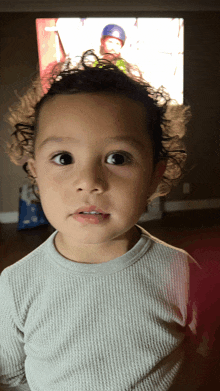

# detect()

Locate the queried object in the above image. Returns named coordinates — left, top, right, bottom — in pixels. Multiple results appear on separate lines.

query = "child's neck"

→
left=54, top=226, right=141, bottom=264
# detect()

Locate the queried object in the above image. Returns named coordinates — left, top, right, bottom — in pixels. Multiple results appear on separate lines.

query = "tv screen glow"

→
left=36, top=17, right=184, bottom=104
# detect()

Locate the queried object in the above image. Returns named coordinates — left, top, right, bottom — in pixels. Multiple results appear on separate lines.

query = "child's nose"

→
left=75, top=164, right=108, bottom=193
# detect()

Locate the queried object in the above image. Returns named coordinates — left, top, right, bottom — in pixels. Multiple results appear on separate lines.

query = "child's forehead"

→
left=37, top=93, right=150, bottom=148
left=42, top=92, right=145, bottom=114
left=38, top=93, right=147, bottom=136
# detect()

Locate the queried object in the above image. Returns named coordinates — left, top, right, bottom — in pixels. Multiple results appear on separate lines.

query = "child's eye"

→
left=50, top=151, right=132, bottom=166
left=106, top=152, right=132, bottom=165
left=51, top=152, right=73, bottom=165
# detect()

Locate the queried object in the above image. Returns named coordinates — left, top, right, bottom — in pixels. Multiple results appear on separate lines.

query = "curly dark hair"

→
left=4, top=50, right=190, bottom=207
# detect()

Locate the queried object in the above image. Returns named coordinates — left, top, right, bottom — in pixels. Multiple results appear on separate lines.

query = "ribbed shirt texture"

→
left=0, top=225, right=203, bottom=391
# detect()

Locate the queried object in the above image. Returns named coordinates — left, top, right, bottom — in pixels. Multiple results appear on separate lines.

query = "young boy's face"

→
left=28, top=93, right=165, bottom=263
left=101, top=36, right=122, bottom=59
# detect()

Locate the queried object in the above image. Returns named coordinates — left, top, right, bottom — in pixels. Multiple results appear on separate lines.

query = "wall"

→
left=0, top=0, right=219, bottom=12
left=0, top=9, right=220, bottom=218
left=166, top=11, right=220, bottom=201
left=0, top=14, right=39, bottom=214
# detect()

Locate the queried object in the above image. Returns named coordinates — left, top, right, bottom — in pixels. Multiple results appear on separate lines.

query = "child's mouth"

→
left=72, top=213, right=110, bottom=225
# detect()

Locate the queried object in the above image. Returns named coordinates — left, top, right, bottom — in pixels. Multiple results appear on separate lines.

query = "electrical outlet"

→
left=183, top=183, right=190, bottom=194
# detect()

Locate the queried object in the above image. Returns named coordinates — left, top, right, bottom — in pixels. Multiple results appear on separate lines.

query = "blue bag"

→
left=17, top=183, right=49, bottom=230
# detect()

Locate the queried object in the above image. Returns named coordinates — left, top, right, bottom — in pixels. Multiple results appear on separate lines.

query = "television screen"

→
left=36, top=17, right=184, bottom=104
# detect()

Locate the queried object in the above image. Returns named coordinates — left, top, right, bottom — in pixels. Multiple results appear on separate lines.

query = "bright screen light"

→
left=36, top=17, right=184, bottom=104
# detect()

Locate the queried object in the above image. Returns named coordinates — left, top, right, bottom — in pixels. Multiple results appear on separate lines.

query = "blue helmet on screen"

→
left=101, top=24, right=126, bottom=46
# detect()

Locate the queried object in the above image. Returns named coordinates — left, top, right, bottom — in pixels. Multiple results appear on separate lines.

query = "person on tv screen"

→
left=97, top=24, right=127, bottom=72
left=1, top=50, right=218, bottom=391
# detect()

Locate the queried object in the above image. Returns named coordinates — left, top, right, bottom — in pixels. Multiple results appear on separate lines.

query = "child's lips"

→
left=74, top=205, right=109, bottom=215
left=72, top=213, right=110, bottom=225
left=72, top=205, right=111, bottom=225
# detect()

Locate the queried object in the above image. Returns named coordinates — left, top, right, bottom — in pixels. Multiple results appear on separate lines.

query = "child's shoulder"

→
left=137, top=224, right=201, bottom=269
left=1, top=230, right=56, bottom=281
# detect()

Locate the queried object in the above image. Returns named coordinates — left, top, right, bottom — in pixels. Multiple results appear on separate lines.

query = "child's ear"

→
left=149, top=159, right=167, bottom=195
left=27, top=158, right=37, bottom=179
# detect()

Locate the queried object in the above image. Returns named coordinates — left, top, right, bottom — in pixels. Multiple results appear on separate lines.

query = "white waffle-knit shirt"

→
left=0, top=225, right=203, bottom=391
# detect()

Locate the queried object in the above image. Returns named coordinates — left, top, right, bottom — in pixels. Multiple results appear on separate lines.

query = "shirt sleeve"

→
left=0, top=269, right=31, bottom=391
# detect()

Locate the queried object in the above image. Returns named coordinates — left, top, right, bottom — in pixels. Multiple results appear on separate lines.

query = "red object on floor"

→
left=187, top=238, right=220, bottom=355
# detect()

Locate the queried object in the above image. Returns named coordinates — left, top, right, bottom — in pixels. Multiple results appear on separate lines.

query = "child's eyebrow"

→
left=38, top=136, right=145, bottom=152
